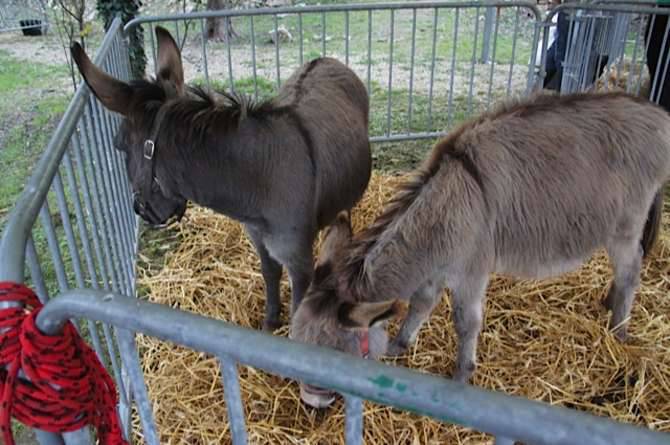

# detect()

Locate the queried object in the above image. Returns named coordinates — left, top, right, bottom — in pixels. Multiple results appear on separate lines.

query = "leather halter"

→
left=137, top=105, right=169, bottom=207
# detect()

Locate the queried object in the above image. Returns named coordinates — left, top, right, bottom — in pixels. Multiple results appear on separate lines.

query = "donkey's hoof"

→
left=611, top=326, right=630, bottom=342
left=453, top=362, right=475, bottom=383
left=386, top=340, right=409, bottom=357
left=262, top=318, right=282, bottom=332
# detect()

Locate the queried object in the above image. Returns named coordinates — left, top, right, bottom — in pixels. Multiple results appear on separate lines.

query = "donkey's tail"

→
left=641, top=188, right=664, bottom=258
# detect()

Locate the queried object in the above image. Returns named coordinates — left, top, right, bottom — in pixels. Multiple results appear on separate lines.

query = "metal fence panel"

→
left=0, top=0, right=48, bottom=34
left=1, top=2, right=670, bottom=444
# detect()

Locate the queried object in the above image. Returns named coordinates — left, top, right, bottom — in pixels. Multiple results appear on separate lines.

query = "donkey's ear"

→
left=338, top=300, right=407, bottom=329
left=155, top=26, right=184, bottom=94
left=71, top=42, right=134, bottom=115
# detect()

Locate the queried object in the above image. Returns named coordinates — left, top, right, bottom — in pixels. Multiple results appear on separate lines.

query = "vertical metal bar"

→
left=481, top=7, right=495, bottom=63
left=53, top=171, right=84, bottom=288
left=468, top=6, right=481, bottom=113
left=507, top=7, right=520, bottom=97
left=526, top=16, right=541, bottom=94
left=226, top=15, right=235, bottom=92
left=344, top=395, right=363, bottom=445
left=448, top=9, right=460, bottom=127
left=321, top=11, right=326, bottom=56
left=427, top=8, right=438, bottom=128
left=116, top=328, right=160, bottom=445
left=486, top=8, right=500, bottom=109
left=148, top=23, right=157, bottom=70
left=250, top=16, right=258, bottom=100
left=345, top=11, right=350, bottom=66
left=39, top=203, right=69, bottom=294
left=367, top=10, right=372, bottom=94
left=298, top=13, right=304, bottom=66
left=637, top=12, right=657, bottom=96
left=93, top=100, right=132, bottom=295
left=561, top=11, right=578, bottom=93
left=26, top=235, right=48, bottom=302
left=407, top=8, right=417, bottom=134
left=627, top=14, right=643, bottom=93
left=73, top=114, right=112, bottom=291
left=175, top=20, right=181, bottom=47
left=218, top=356, right=248, bottom=445
left=386, top=9, right=395, bottom=137
left=200, top=19, right=210, bottom=88
left=274, top=14, right=281, bottom=88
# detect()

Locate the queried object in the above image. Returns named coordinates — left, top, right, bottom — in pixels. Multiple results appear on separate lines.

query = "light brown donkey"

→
left=290, top=92, right=669, bottom=408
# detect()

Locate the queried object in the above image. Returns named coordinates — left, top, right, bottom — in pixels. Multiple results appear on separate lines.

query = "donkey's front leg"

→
left=451, top=275, right=488, bottom=383
left=247, top=228, right=283, bottom=331
left=387, top=277, right=443, bottom=356
left=286, top=249, right=313, bottom=316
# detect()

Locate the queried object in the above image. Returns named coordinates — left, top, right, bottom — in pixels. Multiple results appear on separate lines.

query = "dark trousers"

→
left=646, top=8, right=670, bottom=112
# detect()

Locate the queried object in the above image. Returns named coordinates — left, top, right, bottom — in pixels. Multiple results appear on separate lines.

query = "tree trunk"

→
left=206, top=0, right=239, bottom=42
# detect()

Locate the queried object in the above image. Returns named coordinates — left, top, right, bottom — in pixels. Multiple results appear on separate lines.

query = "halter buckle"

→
left=143, top=139, right=155, bottom=160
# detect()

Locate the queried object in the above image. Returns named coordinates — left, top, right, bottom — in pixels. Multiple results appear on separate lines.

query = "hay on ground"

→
left=135, top=173, right=670, bottom=444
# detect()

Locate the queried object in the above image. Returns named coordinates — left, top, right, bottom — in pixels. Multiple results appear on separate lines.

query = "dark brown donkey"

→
left=71, top=27, right=371, bottom=330
left=291, top=92, right=669, bottom=408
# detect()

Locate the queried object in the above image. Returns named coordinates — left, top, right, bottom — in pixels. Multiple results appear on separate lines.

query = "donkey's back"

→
left=472, top=93, right=670, bottom=279
left=276, top=57, right=371, bottom=228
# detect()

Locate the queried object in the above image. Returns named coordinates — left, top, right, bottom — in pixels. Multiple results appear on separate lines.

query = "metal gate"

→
left=1, top=2, right=670, bottom=444
left=0, top=0, right=49, bottom=34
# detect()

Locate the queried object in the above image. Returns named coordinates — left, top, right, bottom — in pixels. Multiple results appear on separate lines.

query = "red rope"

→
left=0, top=281, right=128, bottom=445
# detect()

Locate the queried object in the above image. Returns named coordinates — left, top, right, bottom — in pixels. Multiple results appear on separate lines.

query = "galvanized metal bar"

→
left=507, top=7, right=520, bottom=96
left=345, top=10, right=350, bottom=66
left=148, top=23, right=157, bottom=72
left=298, top=13, right=304, bottom=66
left=225, top=17, right=235, bottom=92
left=38, top=203, right=69, bottom=294
left=344, top=395, right=363, bottom=445
left=125, top=1, right=545, bottom=31
left=637, top=11, right=657, bottom=95
left=386, top=9, right=395, bottom=136
left=72, top=118, right=112, bottom=291
left=468, top=6, right=481, bottom=113
left=561, top=11, right=579, bottom=93
left=115, top=327, right=160, bottom=445
left=427, top=8, right=438, bottom=128
left=53, top=171, right=85, bottom=288
left=200, top=19, right=210, bottom=88
left=90, top=99, right=131, bottom=294
left=367, top=10, right=372, bottom=94
left=37, top=290, right=670, bottom=445
left=448, top=9, right=460, bottom=127
left=250, top=16, right=258, bottom=100
left=26, top=235, right=48, bottom=302
left=274, top=13, right=281, bottom=88
left=626, top=16, right=643, bottom=93
left=218, top=356, right=248, bottom=445
left=407, top=8, right=417, bottom=134
left=321, top=11, right=326, bottom=56
left=486, top=8, right=501, bottom=109
left=83, top=97, right=124, bottom=293
left=481, top=6, right=495, bottom=63
left=96, top=103, right=134, bottom=293
left=655, top=26, right=670, bottom=104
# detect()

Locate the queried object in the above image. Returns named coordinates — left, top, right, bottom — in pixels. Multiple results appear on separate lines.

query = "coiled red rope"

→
left=0, top=281, right=128, bottom=445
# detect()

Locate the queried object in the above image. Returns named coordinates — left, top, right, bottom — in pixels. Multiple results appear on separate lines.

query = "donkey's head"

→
left=291, top=212, right=405, bottom=408
left=71, top=27, right=187, bottom=226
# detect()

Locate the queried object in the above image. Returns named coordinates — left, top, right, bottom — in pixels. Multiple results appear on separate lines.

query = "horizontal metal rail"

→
left=36, top=290, right=670, bottom=445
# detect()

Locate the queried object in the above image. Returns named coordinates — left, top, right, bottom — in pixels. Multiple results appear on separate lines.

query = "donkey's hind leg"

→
left=247, top=228, right=283, bottom=331
left=387, top=277, right=443, bottom=356
left=604, top=237, right=643, bottom=341
left=451, top=274, right=489, bottom=383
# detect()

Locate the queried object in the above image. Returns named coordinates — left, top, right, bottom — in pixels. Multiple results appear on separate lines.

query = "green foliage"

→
left=96, top=0, right=146, bottom=78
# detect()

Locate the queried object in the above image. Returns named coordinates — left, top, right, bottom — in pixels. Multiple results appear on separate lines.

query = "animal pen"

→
left=0, top=0, right=669, bottom=444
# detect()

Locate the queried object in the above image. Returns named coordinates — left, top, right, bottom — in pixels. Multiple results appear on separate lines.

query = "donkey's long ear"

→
left=155, top=26, right=184, bottom=94
left=71, top=42, right=134, bottom=115
left=338, top=300, right=406, bottom=329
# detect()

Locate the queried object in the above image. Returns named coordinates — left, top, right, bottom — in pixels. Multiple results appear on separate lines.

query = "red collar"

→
left=359, top=330, right=369, bottom=359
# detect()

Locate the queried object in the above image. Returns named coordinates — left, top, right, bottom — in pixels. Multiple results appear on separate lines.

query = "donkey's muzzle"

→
left=299, top=383, right=336, bottom=409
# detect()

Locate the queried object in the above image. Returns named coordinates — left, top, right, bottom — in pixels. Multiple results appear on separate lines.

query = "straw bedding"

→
left=135, top=173, right=670, bottom=444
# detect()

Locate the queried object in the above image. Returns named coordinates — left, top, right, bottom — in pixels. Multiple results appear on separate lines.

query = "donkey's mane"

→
left=337, top=91, right=647, bottom=300
left=126, top=78, right=279, bottom=155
